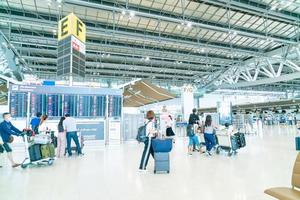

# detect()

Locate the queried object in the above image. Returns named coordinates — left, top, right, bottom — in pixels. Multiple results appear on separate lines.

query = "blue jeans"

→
left=204, top=133, right=216, bottom=152
left=66, top=131, right=82, bottom=156
left=188, top=135, right=200, bottom=147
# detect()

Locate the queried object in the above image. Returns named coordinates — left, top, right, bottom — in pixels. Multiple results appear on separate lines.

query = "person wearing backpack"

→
left=202, top=115, right=217, bottom=156
left=139, top=110, right=157, bottom=172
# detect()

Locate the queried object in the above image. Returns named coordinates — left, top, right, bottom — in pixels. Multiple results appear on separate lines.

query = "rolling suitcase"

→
left=154, top=152, right=170, bottom=174
left=41, top=144, right=55, bottom=158
left=152, top=138, right=173, bottom=174
left=152, top=138, right=173, bottom=153
left=235, top=133, right=246, bottom=148
left=29, top=144, right=42, bottom=162
left=230, top=135, right=239, bottom=151
left=296, top=137, right=300, bottom=151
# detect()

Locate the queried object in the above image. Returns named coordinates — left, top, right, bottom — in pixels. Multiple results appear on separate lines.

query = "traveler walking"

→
left=203, top=115, right=217, bottom=156
left=0, top=112, right=23, bottom=167
left=139, top=110, right=157, bottom=171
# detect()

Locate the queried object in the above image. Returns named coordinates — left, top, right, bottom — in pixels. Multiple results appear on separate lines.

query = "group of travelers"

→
left=0, top=112, right=83, bottom=168
left=138, top=108, right=221, bottom=171
left=30, top=112, right=83, bottom=158
left=187, top=108, right=218, bottom=156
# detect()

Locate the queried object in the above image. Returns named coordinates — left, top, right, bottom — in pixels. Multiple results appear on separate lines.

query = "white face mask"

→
left=5, top=117, right=12, bottom=122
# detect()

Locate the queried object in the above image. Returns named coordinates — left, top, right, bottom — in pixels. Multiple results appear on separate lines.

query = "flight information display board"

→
left=10, top=92, right=28, bottom=118
left=108, top=96, right=122, bottom=118
left=9, top=85, right=122, bottom=118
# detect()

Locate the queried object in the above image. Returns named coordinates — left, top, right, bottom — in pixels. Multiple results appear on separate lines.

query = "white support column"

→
left=181, top=85, right=194, bottom=122
left=26, top=92, right=31, bottom=128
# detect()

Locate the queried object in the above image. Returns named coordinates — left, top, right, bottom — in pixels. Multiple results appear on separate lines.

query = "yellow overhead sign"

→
left=58, top=13, right=86, bottom=43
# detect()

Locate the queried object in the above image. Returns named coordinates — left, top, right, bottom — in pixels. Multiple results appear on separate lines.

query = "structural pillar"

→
left=181, top=84, right=194, bottom=121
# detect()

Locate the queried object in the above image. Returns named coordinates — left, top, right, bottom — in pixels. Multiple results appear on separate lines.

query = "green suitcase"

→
left=41, top=144, right=50, bottom=158
left=48, top=144, right=55, bottom=158
left=41, top=144, right=56, bottom=158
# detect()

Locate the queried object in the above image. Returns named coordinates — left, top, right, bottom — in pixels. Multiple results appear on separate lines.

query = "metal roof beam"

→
left=10, top=33, right=235, bottom=66
left=197, top=0, right=300, bottom=24
left=219, top=72, right=300, bottom=89
left=64, top=0, right=296, bottom=44
left=0, top=14, right=260, bottom=56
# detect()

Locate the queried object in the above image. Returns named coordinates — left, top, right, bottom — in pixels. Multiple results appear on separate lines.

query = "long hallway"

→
left=0, top=125, right=298, bottom=200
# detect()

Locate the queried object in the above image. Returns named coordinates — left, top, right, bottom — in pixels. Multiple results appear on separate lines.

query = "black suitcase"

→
left=230, top=135, right=239, bottom=151
left=29, top=144, right=42, bottom=162
left=235, top=133, right=246, bottom=148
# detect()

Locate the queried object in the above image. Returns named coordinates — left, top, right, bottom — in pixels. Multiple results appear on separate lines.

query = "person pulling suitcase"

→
left=138, top=110, right=157, bottom=172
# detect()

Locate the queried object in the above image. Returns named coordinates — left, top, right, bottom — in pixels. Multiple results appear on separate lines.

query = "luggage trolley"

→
left=215, top=131, right=246, bottom=157
left=21, top=131, right=55, bottom=169
left=215, top=132, right=239, bottom=156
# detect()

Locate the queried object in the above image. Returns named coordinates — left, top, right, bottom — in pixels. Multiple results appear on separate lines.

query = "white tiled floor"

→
left=0, top=125, right=298, bottom=200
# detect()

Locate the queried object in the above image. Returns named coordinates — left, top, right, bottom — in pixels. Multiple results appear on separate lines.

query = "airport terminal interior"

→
left=1, top=0, right=300, bottom=200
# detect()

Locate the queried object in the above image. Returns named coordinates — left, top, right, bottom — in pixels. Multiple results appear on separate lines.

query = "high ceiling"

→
left=0, top=0, right=300, bottom=92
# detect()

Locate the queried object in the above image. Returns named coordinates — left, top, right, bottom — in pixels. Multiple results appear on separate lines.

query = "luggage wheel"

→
left=21, top=164, right=28, bottom=169
left=216, top=147, right=221, bottom=154
left=48, top=160, right=54, bottom=165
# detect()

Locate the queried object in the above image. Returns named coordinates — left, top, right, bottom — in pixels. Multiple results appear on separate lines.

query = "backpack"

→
left=136, top=121, right=151, bottom=143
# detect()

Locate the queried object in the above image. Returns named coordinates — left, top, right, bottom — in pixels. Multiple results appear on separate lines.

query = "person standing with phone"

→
left=139, top=110, right=157, bottom=172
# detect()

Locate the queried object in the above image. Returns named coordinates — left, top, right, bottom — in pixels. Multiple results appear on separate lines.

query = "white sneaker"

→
left=139, top=169, right=148, bottom=173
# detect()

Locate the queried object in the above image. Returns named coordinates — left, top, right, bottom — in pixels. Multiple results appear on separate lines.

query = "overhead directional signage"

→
left=57, top=13, right=86, bottom=78
left=58, top=13, right=86, bottom=43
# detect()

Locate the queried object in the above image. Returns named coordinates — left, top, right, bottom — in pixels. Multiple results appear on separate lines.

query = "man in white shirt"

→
left=63, top=114, right=83, bottom=156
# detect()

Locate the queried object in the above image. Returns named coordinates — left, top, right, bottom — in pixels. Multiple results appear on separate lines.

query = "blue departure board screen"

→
left=10, top=93, right=113, bottom=118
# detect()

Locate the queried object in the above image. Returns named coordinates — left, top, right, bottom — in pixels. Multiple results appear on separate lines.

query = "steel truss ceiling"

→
left=0, top=0, right=300, bottom=91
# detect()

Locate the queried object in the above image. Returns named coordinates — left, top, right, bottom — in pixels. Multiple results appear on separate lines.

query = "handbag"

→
left=166, top=127, right=175, bottom=136
left=8, top=136, right=14, bottom=143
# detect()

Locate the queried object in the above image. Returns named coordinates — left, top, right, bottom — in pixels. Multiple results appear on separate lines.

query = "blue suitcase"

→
left=296, top=137, right=300, bottom=151
left=154, top=152, right=170, bottom=174
left=152, top=138, right=173, bottom=153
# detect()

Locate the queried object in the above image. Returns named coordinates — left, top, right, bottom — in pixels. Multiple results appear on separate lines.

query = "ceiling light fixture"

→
left=186, top=22, right=192, bottom=28
left=129, top=11, right=135, bottom=17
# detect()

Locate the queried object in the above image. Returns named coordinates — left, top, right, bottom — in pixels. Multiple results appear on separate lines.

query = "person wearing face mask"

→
left=0, top=112, right=23, bottom=168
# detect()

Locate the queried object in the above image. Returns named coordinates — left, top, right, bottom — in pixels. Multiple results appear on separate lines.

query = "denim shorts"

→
left=0, top=143, right=12, bottom=153
left=189, top=135, right=200, bottom=146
